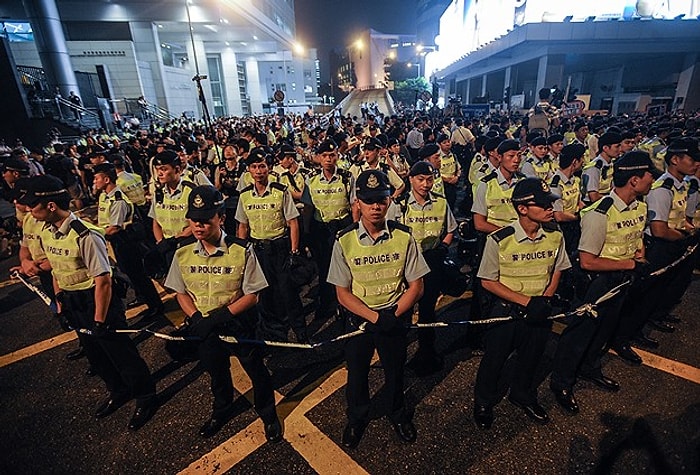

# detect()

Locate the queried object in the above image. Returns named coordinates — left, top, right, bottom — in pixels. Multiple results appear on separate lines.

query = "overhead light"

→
left=225, top=41, right=230, bottom=46
left=253, top=35, right=258, bottom=40
left=157, top=24, right=163, bottom=29
left=240, top=42, right=248, bottom=46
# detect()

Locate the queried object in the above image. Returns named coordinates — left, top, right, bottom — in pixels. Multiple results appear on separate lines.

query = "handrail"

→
left=56, top=96, right=98, bottom=117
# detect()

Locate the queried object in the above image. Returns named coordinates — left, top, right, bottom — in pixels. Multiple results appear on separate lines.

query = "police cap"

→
left=17, top=175, right=68, bottom=207
left=3, top=157, right=29, bottom=174
left=246, top=146, right=270, bottom=165
left=436, top=133, right=450, bottom=144
left=559, top=144, right=586, bottom=168
left=277, top=143, right=297, bottom=157
left=363, top=137, right=383, bottom=151
left=530, top=136, right=547, bottom=147
left=511, top=177, right=560, bottom=206
left=613, top=151, right=661, bottom=178
left=186, top=185, right=225, bottom=221
left=547, top=134, right=564, bottom=145
left=497, top=139, right=520, bottom=155
left=409, top=161, right=436, bottom=177
left=667, top=137, right=700, bottom=162
left=153, top=150, right=181, bottom=167
left=598, top=132, right=622, bottom=149
left=484, top=136, right=503, bottom=153
left=355, top=170, right=391, bottom=201
left=418, top=143, right=439, bottom=159
left=317, top=139, right=338, bottom=154
left=93, top=162, right=116, bottom=176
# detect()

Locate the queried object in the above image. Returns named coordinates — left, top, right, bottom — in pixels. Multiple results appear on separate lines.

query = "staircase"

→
left=335, top=88, right=395, bottom=119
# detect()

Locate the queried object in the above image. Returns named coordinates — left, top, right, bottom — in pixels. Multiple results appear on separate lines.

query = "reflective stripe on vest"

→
left=154, top=186, right=192, bottom=239
left=400, top=197, right=446, bottom=252
left=651, top=179, right=687, bottom=231
left=41, top=220, right=106, bottom=291
left=558, top=176, right=581, bottom=214
left=431, top=171, right=445, bottom=196
left=239, top=186, right=286, bottom=240
left=338, top=228, right=410, bottom=309
left=496, top=228, right=562, bottom=296
left=485, top=178, right=518, bottom=228
left=175, top=241, right=246, bottom=315
left=98, top=190, right=133, bottom=229
left=22, top=213, right=46, bottom=261
left=440, top=154, right=457, bottom=178
left=524, top=157, right=555, bottom=181
left=307, top=173, right=351, bottom=222
left=581, top=199, right=647, bottom=260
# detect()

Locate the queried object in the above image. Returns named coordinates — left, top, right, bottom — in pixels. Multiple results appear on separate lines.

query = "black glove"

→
left=286, top=251, right=303, bottom=271
left=435, top=241, right=449, bottom=257
left=55, top=312, right=72, bottom=332
left=185, top=311, right=219, bottom=340
left=632, top=259, right=652, bottom=278
left=156, top=237, right=177, bottom=254
left=375, top=305, right=399, bottom=333
left=525, top=296, right=552, bottom=321
left=93, top=321, right=109, bottom=338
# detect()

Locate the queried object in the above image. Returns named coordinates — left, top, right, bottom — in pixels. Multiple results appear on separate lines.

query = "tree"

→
left=390, top=77, right=430, bottom=108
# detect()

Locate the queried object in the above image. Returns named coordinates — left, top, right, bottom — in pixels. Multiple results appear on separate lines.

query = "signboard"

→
left=561, top=99, right=586, bottom=118
left=273, top=90, right=285, bottom=103
left=461, top=104, right=490, bottom=119
left=510, top=94, right=525, bottom=109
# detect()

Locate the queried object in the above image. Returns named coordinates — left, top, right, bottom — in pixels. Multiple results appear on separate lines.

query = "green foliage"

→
left=390, top=77, right=430, bottom=107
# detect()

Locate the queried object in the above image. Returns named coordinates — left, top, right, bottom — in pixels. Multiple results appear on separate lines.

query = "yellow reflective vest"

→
left=153, top=180, right=194, bottom=238
left=97, top=189, right=134, bottom=229
left=306, top=169, right=352, bottom=222
left=581, top=196, right=646, bottom=260
left=116, top=171, right=146, bottom=206
left=550, top=173, right=581, bottom=215
left=650, top=177, right=687, bottom=231
left=22, top=213, right=47, bottom=261
left=337, top=221, right=411, bottom=309
left=398, top=194, right=447, bottom=252
left=239, top=182, right=288, bottom=240
left=482, top=171, right=521, bottom=228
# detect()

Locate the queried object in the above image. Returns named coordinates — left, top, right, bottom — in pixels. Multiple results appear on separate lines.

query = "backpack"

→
left=528, top=105, right=550, bottom=132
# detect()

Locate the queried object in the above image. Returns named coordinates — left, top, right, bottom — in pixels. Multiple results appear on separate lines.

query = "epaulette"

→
left=593, top=196, right=614, bottom=214
left=688, top=178, right=699, bottom=193
left=542, top=221, right=561, bottom=233
left=659, top=177, right=675, bottom=191
left=514, top=171, right=527, bottom=180
left=594, top=160, right=604, bottom=170
left=69, top=219, right=90, bottom=237
left=181, top=180, right=196, bottom=190
left=113, top=190, right=123, bottom=200
left=224, top=235, right=248, bottom=249
left=481, top=171, right=497, bottom=183
left=270, top=181, right=287, bottom=191
left=388, top=220, right=411, bottom=233
left=177, top=235, right=197, bottom=248
left=269, top=170, right=280, bottom=179
left=336, top=168, right=351, bottom=179
left=430, top=191, right=446, bottom=199
left=490, top=225, right=515, bottom=243
left=240, top=184, right=254, bottom=194
left=550, top=175, right=561, bottom=188
left=336, top=222, right=359, bottom=239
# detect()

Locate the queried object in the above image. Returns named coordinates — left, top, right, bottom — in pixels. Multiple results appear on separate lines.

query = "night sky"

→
left=294, top=0, right=418, bottom=82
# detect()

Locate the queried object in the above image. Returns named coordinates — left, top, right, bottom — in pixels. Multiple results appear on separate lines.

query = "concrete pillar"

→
left=130, top=22, right=167, bottom=108
left=481, top=74, right=488, bottom=96
left=22, top=0, right=80, bottom=100
left=675, top=53, right=699, bottom=112
left=504, top=66, right=512, bottom=89
left=464, top=78, right=471, bottom=105
left=536, top=55, right=548, bottom=92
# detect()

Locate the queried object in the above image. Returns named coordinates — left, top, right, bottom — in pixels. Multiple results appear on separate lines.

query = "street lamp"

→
left=407, top=62, right=421, bottom=79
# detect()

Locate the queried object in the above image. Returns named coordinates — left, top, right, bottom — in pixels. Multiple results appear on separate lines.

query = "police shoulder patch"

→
left=491, top=225, right=515, bottom=243
left=388, top=220, right=411, bottom=234
left=69, top=219, right=90, bottom=237
left=688, top=178, right=700, bottom=193
left=594, top=196, right=614, bottom=214
left=481, top=171, right=497, bottom=183
left=542, top=221, right=561, bottom=233
left=224, top=235, right=248, bottom=249
left=594, top=160, right=604, bottom=170
left=114, top=190, right=123, bottom=200
left=660, top=178, right=675, bottom=191
left=336, top=222, right=359, bottom=239
left=181, top=180, right=196, bottom=190
left=550, top=175, right=561, bottom=188
left=240, top=184, right=254, bottom=194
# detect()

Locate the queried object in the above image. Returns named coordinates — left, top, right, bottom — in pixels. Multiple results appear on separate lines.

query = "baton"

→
left=10, top=270, right=52, bottom=307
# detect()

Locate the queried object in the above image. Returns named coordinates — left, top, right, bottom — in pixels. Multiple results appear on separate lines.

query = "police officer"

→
left=520, top=136, right=555, bottom=181
left=349, top=137, right=405, bottom=199
left=93, top=163, right=163, bottom=320
left=613, top=139, right=700, bottom=361
left=214, top=143, right=246, bottom=236
left=165, top=185, right=282, bottom=441
left=112, top=154, right=148, bottom=220
left=396, top=161, right=457, bottom=375
left=437, top=133, right=461, bottom=209
left=236, top=147, right=306, bottom=342
left=582, top=132, right=622, bottom=205
left=550, top=151, right=655, bottom=414
left=148, top=150, right=195, bottom=274
left=20, top=175, right=156, bottom=430
left=550, top=144, right=585, bottom=255
left=302, top=139, right=355, bottom=320
left=328, top=169, right=429, bottom=448
left=473, top=178, right=570, bottom=429
left=274, top=144, right=309, bottom=203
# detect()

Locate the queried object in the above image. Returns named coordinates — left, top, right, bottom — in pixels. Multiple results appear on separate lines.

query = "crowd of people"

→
left=2, top=87, right=699, bottom=449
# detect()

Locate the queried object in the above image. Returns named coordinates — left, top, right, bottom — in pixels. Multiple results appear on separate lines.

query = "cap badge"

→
left=192, top=194, right=205, bottom=208
left=367, top=174, right=379, bottom=189
left=541, top=181, right=550, bottom=192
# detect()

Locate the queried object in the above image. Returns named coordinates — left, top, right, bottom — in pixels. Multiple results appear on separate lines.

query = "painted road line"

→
left=285, top=415, right=370, bottom=475
left=631, top=347, right=700, bottom=385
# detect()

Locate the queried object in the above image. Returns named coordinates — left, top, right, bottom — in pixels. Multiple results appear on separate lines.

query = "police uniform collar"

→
left=53, top=212, right=79, bottom=237
left=658, top=172, right=685, bottom=190
left=194, top=230, right=228, bottom=256
left=610, top=189, right=638, bottom=212
left=165, top=178, right=187, bottom=197
left=105, top=186, right=122, bottom=198
left=595, top=154, right=612, bottom=165
left=512, top=219, right=545, bottom=243
left=408, top=190, right=434, bottom=207
left=554, top=169, right=573, bottom=185
left=251, top=181, right=273, bottom=196
left=495, top=168, right=516, bottom=187
left=357, top=219, right=391, bottom=244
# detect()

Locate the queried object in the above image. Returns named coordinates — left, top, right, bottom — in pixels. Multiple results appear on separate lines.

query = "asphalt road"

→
left=0, top=253, right=698, bottom=475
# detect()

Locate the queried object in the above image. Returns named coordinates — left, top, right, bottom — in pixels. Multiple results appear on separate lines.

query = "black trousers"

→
left=253, top=235, right=305, bottom=340
left=344, top=312, right=410, bottom=427
left=110, top=232, right=161, bottom=310
left=559, top=220, right=581, bottom=258
left=444, top=183, right=458, bottom=211
left=198, top=315, right=277, bottom=423
left=616, top=237, right=694, bottom=344
left=550, top=271, right=630, bottom=391
left=416, top=250, right=444, bottom=354
left=309, top=217, right=351, bottom=318
left=64, top=288, right=155, bottom=405
left=474, top=299, right=551, bottom=407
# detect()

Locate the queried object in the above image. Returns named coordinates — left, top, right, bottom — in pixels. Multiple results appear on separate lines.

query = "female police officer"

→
left=165, top=185, right=282, bottom=441
left=328, top=170, right=429, bottom=449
